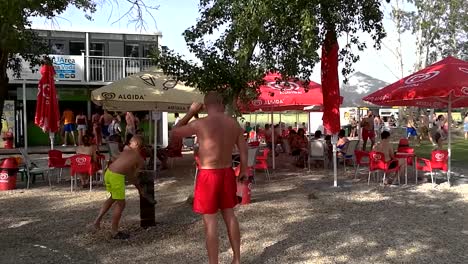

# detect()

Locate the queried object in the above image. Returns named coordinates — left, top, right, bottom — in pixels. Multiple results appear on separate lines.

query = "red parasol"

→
left=35, top=64, right=60, bottom=140
left=246, top=72, right=323, bottom=112
left=321, top=30, right=341, bottom=135
left=363, top=56, right=468, bottom=108
left=363, top=56, right=468, bottom=185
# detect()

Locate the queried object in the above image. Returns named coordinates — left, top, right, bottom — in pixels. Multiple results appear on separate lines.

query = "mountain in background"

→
left=340, top=72, right=389, bottom=107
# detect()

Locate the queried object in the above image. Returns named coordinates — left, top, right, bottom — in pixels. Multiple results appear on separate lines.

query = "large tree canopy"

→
left=156, top=0, right=388, bottom=111
left=400, top=0, right=467, bottom=69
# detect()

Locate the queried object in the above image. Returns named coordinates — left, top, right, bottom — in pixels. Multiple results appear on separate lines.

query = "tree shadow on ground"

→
left=246, top=181, right=468, bottom=264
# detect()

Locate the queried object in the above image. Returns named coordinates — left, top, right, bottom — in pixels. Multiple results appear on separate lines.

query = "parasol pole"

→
left=254, top=112, right=258, bottom=140
left=447, top=93, right=452, bottom=186
left=49, top=132, right=54, bottom=149
left=332, top=134, right=338, bottom=187
left=271, top=110, right=275, bottom=170
left=296, top=113, right=299, bottom=130
left=22, top=81, right=28, bottom=151
left=357, top=107, right=361, bottom=141
left=153, top=112, right=158, bottom=172
left=148, top=111, right=152, bottom=145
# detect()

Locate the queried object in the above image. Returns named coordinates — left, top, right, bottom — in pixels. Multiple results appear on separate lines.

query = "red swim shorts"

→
left=362, top=129, right=375, bottom=141
left=193, top=168, right=238, bottom=214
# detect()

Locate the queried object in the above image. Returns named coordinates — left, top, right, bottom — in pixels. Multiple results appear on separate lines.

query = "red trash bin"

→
left=0, top=158, right=18, bottom=191
left=2, top=131, right=14, bottom=149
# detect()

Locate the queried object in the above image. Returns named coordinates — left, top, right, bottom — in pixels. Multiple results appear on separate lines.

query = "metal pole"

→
left=87, top=98, right=91, bottom=120
left=148, top=111, right=152, bottom=145
left=357, top=107, right=361, bottom=141
left=85, top=33, right=90, bottom=82
left=271, top=110, right=275, bottom=170
left=332, top=134, right=338, bottom=187
left=254, top=113, right=258, bottom=140
left=296, top=113, right=299, bottom=130
left=22, top=81, right=28, bottom=151
left=447, top=93, right=452, bottom=186
left=153, top=112, right=158, bottom=172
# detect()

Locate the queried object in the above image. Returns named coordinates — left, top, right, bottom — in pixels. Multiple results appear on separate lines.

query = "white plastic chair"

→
left=308, top=140, right=328, bottom=170
left=19, top=148, right=49, bottom=189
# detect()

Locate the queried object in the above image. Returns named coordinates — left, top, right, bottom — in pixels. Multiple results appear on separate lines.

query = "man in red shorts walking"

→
left=172, top=92, right=247, bottom=264
left=361, top=111, right=376, bottom=151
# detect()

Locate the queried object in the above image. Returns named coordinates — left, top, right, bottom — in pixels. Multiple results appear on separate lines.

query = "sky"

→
left=31, top=0, right=419, bottom=84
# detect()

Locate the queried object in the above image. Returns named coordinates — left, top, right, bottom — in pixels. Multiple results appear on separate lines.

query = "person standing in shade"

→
left=174, top=113, right=181, bottom=126
left=361, top=111, right=375, bottom=151
left=373, top=115, right=382, bottom=140
left=61, top=108, right=77, bottom=147
left=76, top=111, right=87, bottom=145
left=172, top=93, right=246, bottom=264
left=92, top=111, right=102, bottom=146
left=464, top=113, right=468, bottom=140
left=125, top=112, right=136, bottom=138
left=418, top=111, right=432, bottom=144
left=100, top=110, right=113, bottom=140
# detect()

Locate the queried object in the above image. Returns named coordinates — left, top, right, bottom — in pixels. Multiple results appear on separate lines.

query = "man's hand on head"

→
left=189, top=102, right=203, bottom=115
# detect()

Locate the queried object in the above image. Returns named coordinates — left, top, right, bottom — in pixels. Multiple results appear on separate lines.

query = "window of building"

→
left=125, top=44, right=139, bottom=57
left=69, top=42, right=85, bottom=55
left=143, top=44, right=157, bottom=57
left=50, top=40, right=66, bottom=55
left=90, top=43, right=105, bottom=56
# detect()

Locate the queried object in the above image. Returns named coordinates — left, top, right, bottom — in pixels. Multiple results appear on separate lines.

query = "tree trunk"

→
left=0, top=51, right=10, bottom=133
left=225, top=91, right=240, bottom=117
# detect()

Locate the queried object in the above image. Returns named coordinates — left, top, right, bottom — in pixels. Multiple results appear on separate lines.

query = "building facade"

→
left=6, top=28, right=162, bottom=146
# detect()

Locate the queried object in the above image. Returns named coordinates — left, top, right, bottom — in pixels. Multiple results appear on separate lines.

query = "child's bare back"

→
left=108, top=148, right=144, bottom=182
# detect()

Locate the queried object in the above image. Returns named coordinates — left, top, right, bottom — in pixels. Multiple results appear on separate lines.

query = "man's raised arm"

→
left=171, top=103, right=203, bottom=138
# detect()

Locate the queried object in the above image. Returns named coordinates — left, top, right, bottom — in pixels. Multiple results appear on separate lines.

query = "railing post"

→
left=122, top=57, right=126, bottom=78
left=102, top=58, right=105, bottom=82
left=85, top=32, right=90, bottom=82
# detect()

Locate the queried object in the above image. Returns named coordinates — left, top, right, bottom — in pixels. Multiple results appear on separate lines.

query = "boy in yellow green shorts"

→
left=93, top=136, right=148, bottom=239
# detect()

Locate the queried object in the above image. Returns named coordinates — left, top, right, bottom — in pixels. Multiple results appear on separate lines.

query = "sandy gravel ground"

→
left=1, top=153, right=467, bottom=264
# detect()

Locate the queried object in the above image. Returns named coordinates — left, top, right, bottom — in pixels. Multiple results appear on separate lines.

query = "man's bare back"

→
left=192, top=113, right=242, bottom=169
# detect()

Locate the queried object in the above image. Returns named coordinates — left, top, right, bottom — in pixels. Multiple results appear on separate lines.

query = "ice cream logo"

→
left=404, top=71, right=439, bottom=85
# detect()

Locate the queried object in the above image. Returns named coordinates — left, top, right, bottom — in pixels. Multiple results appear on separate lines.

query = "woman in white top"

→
left=76, top=111, right=87, bottom=145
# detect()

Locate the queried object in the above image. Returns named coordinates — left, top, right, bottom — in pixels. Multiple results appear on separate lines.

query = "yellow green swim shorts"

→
left=104, top=169, right=126, bottom=200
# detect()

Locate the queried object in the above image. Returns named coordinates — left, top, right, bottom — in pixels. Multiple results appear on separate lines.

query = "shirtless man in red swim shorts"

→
left=361, top=111, right=375, bottom=151
left=172, top=92, right=247, bottom=264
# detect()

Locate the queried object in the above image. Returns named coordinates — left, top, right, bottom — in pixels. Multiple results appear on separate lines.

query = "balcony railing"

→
left=87, top=56, right=155, bottom=82
left=8, top=54, right=157, bottom=84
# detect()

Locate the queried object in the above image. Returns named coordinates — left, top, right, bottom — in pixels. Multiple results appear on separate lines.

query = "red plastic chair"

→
left=48, top=150, right=70, bottom=185
left=416, top=150, right=448, bottom=185
left=368, top=151, right=401, bottom=185
left=353, top=150, right=369, bottom=179
left=70, top=154, right=96, bottom=192
left=254, top=148, right=270, bottom=180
